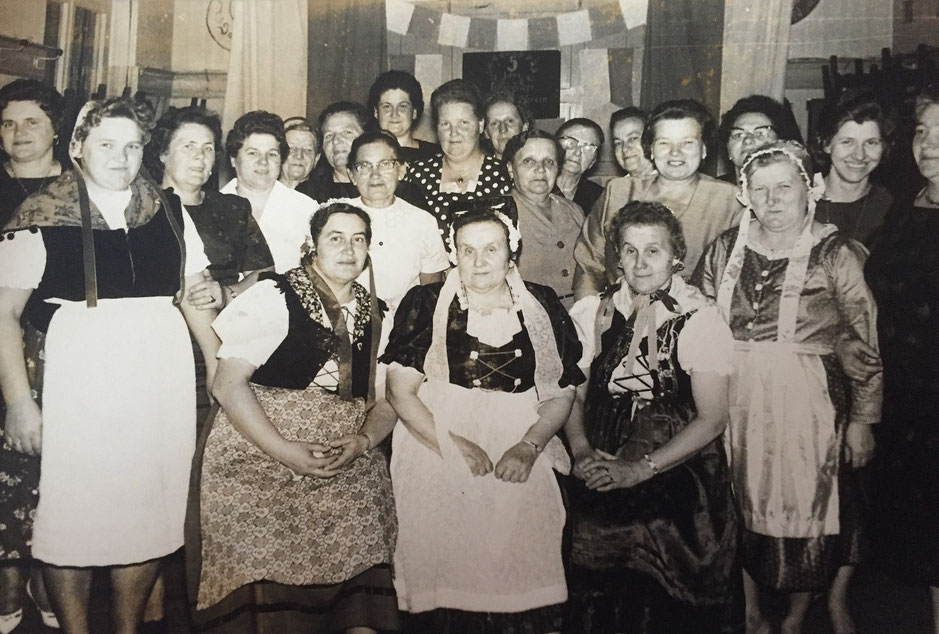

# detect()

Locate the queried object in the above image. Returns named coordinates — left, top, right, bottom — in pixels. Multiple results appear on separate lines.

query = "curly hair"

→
left=718, top=95, right=802, bottom=157
left=430, top=79, right=484, bottom=127
left=642, top=99, right=715, bottom=151
left=367, top=70, right=425, bottom=127
left=225, top=110, right=288, bottom=162
left=72, top=97, right=155, bottom=151
left=610, top=200, right=687, bottom=263
left=0, top=78, right=67, bottom=146
left=144, top=106, right=222, bottom=182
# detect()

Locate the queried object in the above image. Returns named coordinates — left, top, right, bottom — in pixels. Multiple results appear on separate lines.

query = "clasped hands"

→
left=274, top=433, right=370, bottom=479
left=450, top=434, right=538, bottom=483
left=573, top=449, right=652, bottom=492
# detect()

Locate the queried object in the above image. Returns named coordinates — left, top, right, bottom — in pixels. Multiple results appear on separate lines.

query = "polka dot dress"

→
left=404, top=154, right=512, bottom=240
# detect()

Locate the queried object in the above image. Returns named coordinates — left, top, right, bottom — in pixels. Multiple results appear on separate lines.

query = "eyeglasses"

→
left=728, top=126, right=777, bottom=143
left=353, top=158, right=399, bottom=174
left=558, top=136, right=599, bottom=154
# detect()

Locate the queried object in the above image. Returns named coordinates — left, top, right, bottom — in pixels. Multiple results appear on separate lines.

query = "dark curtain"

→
left=307, top=0, right=387, bottom=120
left=640, top=0, right=725, bottom=118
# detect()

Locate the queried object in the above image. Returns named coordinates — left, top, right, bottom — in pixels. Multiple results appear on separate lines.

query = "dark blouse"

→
left=816, top=183, right=893, bottom=247
left=14, top=203, right=184, bottom=333
left=0, top=168, right=57, bottom=229
left=555, top=178, right=604, bottom=215
left=296, top=166, right=359, bottom=202
left=249, top=272, right=372, bottom=398
left=380, top=281, right=584, bottom=392
left=181, top=189, right=273, bottom=285
left=398, top=140, right=441, bottom=166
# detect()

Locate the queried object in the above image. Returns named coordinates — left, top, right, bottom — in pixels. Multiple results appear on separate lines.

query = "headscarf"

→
left=717, top=140, right=831, bottom=341
left=425, top=199, right=566, bottom=403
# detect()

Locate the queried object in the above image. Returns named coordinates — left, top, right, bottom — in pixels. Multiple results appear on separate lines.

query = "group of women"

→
left=0, top=68, right=935, bottom=634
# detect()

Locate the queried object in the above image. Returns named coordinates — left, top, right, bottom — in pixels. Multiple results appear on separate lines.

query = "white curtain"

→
left=223, top=0, right=308, bottom=131
left=720, top=0, right=794, bottom=114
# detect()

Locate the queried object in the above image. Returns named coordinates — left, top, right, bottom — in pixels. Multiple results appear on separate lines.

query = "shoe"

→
left=0, top=609, right=22, bottom=634
left=25, top=580, right=58, bottom=629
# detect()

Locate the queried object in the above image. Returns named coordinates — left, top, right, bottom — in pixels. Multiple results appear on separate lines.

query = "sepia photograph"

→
left=0, top=0, right=937, bottom=632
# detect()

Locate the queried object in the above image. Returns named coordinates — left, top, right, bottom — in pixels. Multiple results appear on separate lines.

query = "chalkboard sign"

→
left=463, top=51, right=561, bottom=119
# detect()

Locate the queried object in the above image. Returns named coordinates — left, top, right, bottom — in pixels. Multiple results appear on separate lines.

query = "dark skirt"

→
left=192, top=563, right=400, bottom=633
left=406, top=603, right=562, bottom=634
left=739, top=355, right=866, bottom=591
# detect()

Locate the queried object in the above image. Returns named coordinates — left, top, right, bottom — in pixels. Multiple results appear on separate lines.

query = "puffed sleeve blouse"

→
left=380, top=281, right=585, bottom=392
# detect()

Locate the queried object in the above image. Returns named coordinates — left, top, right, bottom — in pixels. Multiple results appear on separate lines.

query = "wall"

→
left=788, top=0, right=892, bottom=59
left=893, top=0, right=939, bottom=53
left=0, top=0, right=47, bottom=42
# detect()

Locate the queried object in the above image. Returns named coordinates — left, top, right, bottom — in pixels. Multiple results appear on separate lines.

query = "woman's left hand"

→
left=844, top=422, right=875, bottom=468
left=494, top=442, right=539, bottom=483
left=325, top=434, right=369, bottom=470
left=584, top=456, right=649, bottom=491
left=187, top=270, right=224, bottom=310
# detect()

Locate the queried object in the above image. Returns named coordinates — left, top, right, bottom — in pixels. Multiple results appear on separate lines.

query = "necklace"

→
left=8, top=161, right=55, bottom=195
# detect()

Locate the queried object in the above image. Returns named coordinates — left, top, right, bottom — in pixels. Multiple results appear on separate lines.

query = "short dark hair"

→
left=610, top=107, right=647, bottom=133
left=309, top=201, right=372, bottom=247
left=144, top=106, right=222, bottom=182
left=484, top=90, right=534, bottom=131
left=502, top=128, right=563, bottom=167
left=348, top=130, right=401, bottom=166
left=225, top=110, right=289, bottom=162
left=814, top=93, right=895, bottom=170
left=0, top=78, right=67, bottom=143
left=430, top=79, right=483, bottom=127
left=718, top=94, right=803, bottom=155
left=72, top=97, right=155, bottom=151
left=317, top=101, right=369, bottom=133
left=642, top=99, right=715, bottom=150
left=610, top=200, right=687, bottom=263
left=367, top=70, right=425, bottom=126
left=556, top=117, right=605, bottom=146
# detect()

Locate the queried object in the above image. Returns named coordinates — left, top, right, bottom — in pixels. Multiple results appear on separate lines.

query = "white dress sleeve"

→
left=568, top=295, right=601, bottom=372
left=181, top=206, right=211, bottom=276
left=213, top=279, right=290, bottom=367
left=676, top=304, right=735, bottom=376
left=0, top=229, right=46, bottom=290
left=421, top=215, right=450, bottom=273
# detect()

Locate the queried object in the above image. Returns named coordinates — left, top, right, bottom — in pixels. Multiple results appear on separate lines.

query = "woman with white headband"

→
left=382, top=198, right=584, bottom=633
left=694, top=140, right=882, bottom=634
left=0, top=97, right=218, bottom=633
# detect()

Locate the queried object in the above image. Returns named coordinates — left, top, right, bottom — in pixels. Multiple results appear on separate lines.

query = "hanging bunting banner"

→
left=438, top=12, right=471, bottom=48
left=556, top=10, right=592, bottom=46
left=497, top=18, right=529, bottom=51
left=389, top=0, right=645, bottom=51
left=386, top=0, right=414, bottom=35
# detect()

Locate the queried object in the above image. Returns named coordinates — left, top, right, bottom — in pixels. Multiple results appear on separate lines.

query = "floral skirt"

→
left=193, top=384, right=397, bottom=630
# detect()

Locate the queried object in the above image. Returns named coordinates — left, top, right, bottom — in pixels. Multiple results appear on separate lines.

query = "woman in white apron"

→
left=693, top=140, right=882, bottom=634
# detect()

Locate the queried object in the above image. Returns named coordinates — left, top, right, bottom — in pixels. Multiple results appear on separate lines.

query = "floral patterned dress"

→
left=192, top=269, right=398, bottom=632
